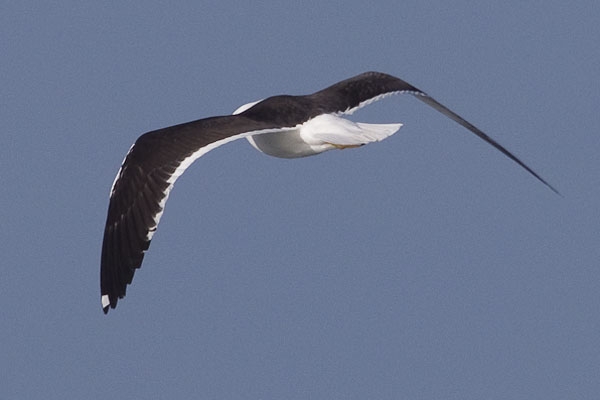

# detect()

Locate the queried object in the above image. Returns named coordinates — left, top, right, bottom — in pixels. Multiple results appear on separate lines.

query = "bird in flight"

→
left=100, top=71, right=557, bottom=313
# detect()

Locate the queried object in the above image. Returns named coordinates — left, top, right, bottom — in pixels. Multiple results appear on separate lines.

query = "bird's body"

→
left=100, top=71, right=556, bottom=313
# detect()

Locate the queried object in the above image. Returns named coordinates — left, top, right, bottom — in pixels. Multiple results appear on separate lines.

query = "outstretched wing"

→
left=101, top=115, right=284, bottom=313
left=311, top=71, right=558, bottom=193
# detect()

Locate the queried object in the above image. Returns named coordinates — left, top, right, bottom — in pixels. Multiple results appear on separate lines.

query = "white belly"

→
left=233, top=101, right=402, bottom=159
left=246, top=129, right=335, bottom=158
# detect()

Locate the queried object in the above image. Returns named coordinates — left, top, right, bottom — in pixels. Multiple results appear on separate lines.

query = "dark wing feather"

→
left=101, top=115, right=278, bottom=313
left=308, top=71, right=422, bottom=114
left=415, top=95, right=560, bottom=194
left=240, top=72, right=421, bottom=124
left=311, top=71, right=558, bottom=193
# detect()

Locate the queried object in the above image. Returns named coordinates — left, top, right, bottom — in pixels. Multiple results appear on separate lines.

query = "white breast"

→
left=233, top=100, right=403, bottom=159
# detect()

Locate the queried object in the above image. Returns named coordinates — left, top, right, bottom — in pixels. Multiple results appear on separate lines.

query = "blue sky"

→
left=2, top=2, right=599, bottom=398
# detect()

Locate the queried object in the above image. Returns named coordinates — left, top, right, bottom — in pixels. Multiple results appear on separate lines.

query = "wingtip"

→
left=101, top=294, right=110, bottom=314
left=520, top=164, right=561, bottom=197
left=546, top=181, right=562, bottom=197
left=413, top=93, right=561, bottom=197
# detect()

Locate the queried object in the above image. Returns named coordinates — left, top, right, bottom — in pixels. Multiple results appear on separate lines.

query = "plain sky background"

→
left=2, top=2, right=599, bottom=399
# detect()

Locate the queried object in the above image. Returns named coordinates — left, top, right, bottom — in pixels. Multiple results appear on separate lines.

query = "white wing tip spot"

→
left=101, top=294, right=110, bottom=309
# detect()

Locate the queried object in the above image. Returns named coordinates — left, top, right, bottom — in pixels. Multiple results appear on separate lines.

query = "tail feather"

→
left=309, top=115, right=403, bottom=145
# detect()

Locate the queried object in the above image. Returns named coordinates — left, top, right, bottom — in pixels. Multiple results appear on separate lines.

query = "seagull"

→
left=100, top=71, right=557, bottom=313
